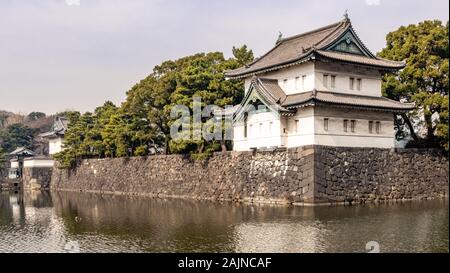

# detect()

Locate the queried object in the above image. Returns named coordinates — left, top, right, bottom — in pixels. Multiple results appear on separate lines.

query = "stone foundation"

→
left=23, top=167, right=52, bottom=190
left=314, top=146, right=449, bottom=204
left=51, top=146, right=449, bottom=205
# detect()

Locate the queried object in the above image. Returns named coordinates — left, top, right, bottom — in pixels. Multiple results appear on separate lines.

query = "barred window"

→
left=324, top=118, right=329, bottom=131
left=295, top=76, right=300, bottom=89
left=244, top=113, right=248, bottom=138
left=369, top=121, right=374, bottom=134
left=357, top=78, right=362, bottom=91
left=351, top=120, right=356, bottom=133
left=349, top=78, right=355, bottom=90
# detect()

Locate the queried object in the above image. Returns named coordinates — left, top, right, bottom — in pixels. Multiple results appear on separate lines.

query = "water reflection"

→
left=0, top=191, right=448, bottom=253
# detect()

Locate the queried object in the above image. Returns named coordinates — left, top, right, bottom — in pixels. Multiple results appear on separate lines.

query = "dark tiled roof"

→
left=282, top=90, right=415, bottom=111
left=40, top=116, right=68, bottom=138
left=251, top=78, right=290, bottom=112
left=225, top=19, right=405, bottom=78
left=315, top=50, right=405, bottom=69
left=234, top=78, right=414, bottom=119
left=9, top=147, right=35, bottom=156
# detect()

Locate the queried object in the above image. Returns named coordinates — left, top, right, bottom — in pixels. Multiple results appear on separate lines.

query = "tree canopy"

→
left=0, top=123, right=38, bottom=152
left=55, top=46, right=253, bottom=167
left=378, top=20, right=449, bottom=150
left=27, top=112, right=46, bottom=121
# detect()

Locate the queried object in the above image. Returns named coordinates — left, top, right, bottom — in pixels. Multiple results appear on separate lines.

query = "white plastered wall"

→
left=49, top=137, right=64, bottom=155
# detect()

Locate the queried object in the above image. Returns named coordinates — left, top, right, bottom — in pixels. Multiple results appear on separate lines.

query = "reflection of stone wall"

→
left=23, top=167, right=52, bottom=190
left=51, top=146, right=449, bottom=205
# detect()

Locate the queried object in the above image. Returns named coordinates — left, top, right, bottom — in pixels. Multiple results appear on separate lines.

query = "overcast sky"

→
left=0, top=0, right=448, bottom=115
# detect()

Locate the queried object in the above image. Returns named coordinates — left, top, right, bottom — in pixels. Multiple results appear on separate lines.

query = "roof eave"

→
left=285, top=100, right=415, bottom=112
left=225, top=52, right=316, bottom=79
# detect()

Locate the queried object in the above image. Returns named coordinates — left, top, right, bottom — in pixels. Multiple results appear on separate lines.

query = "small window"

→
left=295, top=120, right=300, bottom=133
left=375, top=121, right=381, bottom=134
left=243, top=113, right=248, bottom=138
left=349, top=78, right=355, bottom=90
left=357, top=79, right=362, bottom=91
left=343, top=119, right=348, bottom=132
left=259, top=123, right=263, bottom=135
left=249, top=124, right=253, bottom=137
left=295, top=77, right=300, bottom=89
left=302, top=75, right=306, bottom=89
left=283, top=79, right=288, bottom=88
left=331, top=75, right=336, bottom=89
left=351, top=120, right=356, bottom=133
left=323, top=74, right=329, bottom=88
left=283, top=128, right=287, bottom=134
left=324, top=118, right=329, bottom=132
left=369, top=121, right=374, bottom=134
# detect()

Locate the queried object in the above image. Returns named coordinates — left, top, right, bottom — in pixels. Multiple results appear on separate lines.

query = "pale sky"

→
left=0, top=0, right=448, bottom=114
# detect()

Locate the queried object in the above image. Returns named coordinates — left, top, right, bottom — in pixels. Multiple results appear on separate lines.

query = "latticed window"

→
left=369, top=121, right=374, bottom=134
left=243, top=113, right=248, bottom=138
left=349, top=78, right=355, bottom=90
left=343, top=119, right=349, bottom=132
left=324, top=118, right=329, bottom=131
left=331, top=75, right=336, bottom=89
left=351, top=120, right=356, bottom=133
left=376, top=121, right=381, bottom=134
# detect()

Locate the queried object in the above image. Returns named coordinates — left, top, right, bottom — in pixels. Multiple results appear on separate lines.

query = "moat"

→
left=0, top=191, right=448, bottom=253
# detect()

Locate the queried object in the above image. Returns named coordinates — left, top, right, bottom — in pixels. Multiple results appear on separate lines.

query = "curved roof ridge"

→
left=225, top=18, right=405, bottom=79
left=279, top=20, right=344, bottom=43
left=314, top=20, right=351, bottom=48
left=314, top=50, right=406, bottom=67
left=244, top=20, right=346, bottom=68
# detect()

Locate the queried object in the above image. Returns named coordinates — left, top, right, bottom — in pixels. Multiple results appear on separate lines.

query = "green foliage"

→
left=0, top=146, right=5, bottom=164
left=232, top=45, right=254, bottom=66
left=27, top=112, right=46, bottom=121
left=167, top=51, right=244, bottom=155
left=55, top=46, right=250, bottom=167
left=0, top=147, right=6, bottom=177
left=0, top=123, right=38, bottom=152
left=378, top=20, right=449, bottom=150
left=54, top=103, right=120, bottom=168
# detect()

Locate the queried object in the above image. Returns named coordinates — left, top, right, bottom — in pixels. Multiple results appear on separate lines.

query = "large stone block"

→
left=50, top=146, right=449, bottom=205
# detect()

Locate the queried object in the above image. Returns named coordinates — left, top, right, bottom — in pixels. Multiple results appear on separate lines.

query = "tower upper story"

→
left=225, top=16, right=405, bottom=98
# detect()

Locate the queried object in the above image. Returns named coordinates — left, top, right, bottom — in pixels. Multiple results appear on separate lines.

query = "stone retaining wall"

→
left=51, top=146, right=449, bottom=205
left=23, top=167, right=52, bottom=190
left=314, top=146, right=449, bottom=204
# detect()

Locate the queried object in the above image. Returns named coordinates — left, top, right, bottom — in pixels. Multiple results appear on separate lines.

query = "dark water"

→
left=0, top=191, right=448, bottom=253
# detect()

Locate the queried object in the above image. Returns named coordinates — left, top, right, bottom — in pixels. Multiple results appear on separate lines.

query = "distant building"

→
left=7, top=147, right=53, bottom=189
left=8, top=147, right=34, bottom=179
left=225, top=15, right=415, bottom=151
left=40, top=116, right=68, bottom=155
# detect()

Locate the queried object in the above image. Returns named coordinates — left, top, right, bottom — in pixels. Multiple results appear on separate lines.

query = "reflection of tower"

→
left=9, top=193, right=25, bottom=224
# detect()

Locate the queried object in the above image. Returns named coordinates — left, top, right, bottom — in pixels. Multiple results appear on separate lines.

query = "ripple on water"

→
left=0, top=191, right=448, bottom=253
